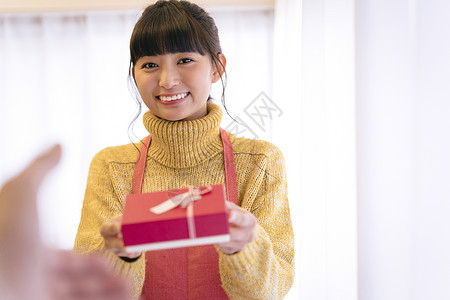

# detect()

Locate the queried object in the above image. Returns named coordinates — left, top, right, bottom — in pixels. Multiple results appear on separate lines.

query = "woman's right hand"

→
left=100, top=216, right=141, bottom=259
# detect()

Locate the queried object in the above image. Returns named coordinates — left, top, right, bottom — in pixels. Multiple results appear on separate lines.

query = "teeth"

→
left=159, top=92, right=188, bottom=101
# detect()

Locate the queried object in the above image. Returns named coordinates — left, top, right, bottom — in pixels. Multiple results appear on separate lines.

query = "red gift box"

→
left=122, top=184, right=230, bottom=252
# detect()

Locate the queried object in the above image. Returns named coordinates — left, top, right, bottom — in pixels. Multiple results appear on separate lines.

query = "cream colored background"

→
left=0, top=0, right=274, bottom=13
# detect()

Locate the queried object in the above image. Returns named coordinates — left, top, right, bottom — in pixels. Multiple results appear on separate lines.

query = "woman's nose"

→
left=159, top=66, right=180, bottom=89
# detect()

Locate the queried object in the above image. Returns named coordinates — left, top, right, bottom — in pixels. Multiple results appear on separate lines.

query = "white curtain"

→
left=275, top=0, right=450, bottom=299
left=274, top=0, right=358, bottom=299
left=357, top=0, right=450, bottom=299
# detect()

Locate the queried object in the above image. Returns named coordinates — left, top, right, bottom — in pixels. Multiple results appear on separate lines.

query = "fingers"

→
left=228, top=204, right=257, bottom=228
left=100, top=216, right=122, bottom=238
left=0, top=144, right=62, bottom=205
left=100, top=217, right=125, bottom=255
left=219, top=226, right=256, bottom=254
left=23, top=144, right=62, bottom=190
left=29, top=144, right=62, bottom=175
left=217, top=202, right=257, bottom=254
left=100, top=217, right=141, bottom=259
left=104, top=238, right=126, bottom=256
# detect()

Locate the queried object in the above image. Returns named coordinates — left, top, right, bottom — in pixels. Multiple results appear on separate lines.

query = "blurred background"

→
left=1, top=0, right=450, bottom=299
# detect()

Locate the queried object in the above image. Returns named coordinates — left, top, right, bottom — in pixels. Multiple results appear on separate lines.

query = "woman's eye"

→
left=179, top=58, right=193, bottom=64
left=142, top=63, right=157, bottom=69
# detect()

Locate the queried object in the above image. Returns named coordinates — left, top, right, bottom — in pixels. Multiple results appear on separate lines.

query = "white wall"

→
left=357, top=0, right=450, bottom=299
left=295, top=0, right=358, bottom=299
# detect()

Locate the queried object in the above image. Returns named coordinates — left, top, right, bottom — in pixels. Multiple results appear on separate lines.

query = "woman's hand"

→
left=217, top=201, right=257, bottom=255
left=100, top=216, right=141, bottom=259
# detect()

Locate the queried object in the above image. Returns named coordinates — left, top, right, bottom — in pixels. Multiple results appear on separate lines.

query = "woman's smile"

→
left=157, top=92, right=190, bottom=105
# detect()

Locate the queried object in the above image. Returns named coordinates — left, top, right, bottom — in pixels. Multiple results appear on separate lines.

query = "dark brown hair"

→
left=130, top=0, right=222, bottom=66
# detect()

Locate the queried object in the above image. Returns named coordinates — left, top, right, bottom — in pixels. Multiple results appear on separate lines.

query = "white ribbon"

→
left=149, top=186, right=213, bottom=239
left=149, top=186, right=212, bottom=215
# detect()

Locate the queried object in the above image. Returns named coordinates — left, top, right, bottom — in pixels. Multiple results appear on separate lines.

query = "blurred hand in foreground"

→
left=0, top=145, right=133, bottom=300
left=46, top=250, right=132, bottom=300
left=0, top=144, right=62, bottom=299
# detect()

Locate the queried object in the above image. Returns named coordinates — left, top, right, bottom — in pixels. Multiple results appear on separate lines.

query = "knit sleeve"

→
left=218, top=146, right=295, bottom=299
left=73, top=149, right=145, bottom=299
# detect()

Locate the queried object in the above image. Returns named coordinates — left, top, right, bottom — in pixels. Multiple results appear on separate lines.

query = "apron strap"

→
left=132, top=135, right=152, bottom=194
left=131, top=129, right=238, bottom=205
left=220, top=128, right=238, bottom=205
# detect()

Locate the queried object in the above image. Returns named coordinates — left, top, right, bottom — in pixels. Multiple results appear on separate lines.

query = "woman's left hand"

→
left=217, top=201, right=257, bottom=255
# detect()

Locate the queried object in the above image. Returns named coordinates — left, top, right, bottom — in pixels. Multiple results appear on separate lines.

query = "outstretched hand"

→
left=0, top=144, right=62, bottom=299
left=217, top=201, right=257, bottom=255
left=0, top=146, right=134, bottom=300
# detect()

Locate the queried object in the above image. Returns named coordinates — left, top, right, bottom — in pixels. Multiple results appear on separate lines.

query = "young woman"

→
left=74, top=1, right=294, bottom=299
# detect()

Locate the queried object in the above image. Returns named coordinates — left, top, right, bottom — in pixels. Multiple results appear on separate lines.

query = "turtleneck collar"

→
left=142, top=102, right=224, bottom=168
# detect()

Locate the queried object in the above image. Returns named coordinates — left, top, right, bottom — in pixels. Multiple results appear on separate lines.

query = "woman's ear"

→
left=212, top=53, right=227, bottom=83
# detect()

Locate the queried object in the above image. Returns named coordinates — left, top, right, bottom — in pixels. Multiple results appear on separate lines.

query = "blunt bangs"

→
left=130, top=2, right=210, bottom=64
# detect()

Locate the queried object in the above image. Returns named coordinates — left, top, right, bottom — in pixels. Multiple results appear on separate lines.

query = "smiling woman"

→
left=73, top=1, right=294, bottom=299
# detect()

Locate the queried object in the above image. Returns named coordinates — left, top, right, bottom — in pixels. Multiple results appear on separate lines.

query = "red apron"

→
left=131, top=128, right=237, bottom=300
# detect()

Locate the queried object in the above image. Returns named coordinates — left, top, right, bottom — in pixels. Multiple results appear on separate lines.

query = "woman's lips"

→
left=156, top=92, right=189, bottom=105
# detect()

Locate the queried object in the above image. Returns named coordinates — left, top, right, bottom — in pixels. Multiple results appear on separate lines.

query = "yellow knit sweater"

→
left=74, top=103, right=294, bottom=299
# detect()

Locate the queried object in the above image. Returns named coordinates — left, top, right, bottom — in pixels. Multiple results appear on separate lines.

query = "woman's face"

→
left=133, top=52, right=224, bottom=121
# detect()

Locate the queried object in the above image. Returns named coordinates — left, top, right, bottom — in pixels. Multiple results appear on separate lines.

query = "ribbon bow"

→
left=150, top=186, right=212, bottom=215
